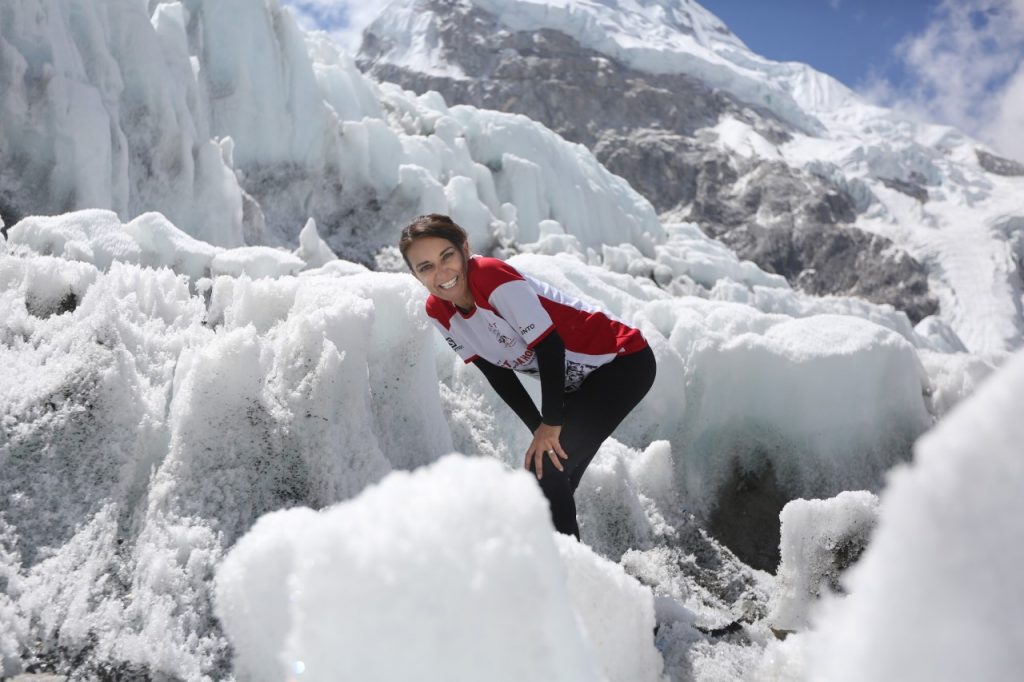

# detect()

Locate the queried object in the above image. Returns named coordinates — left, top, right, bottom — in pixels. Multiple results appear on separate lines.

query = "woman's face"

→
left=406, top=236, right=472, bottom=306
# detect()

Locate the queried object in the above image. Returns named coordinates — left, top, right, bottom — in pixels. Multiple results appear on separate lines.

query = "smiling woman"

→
left=399, top=214, right=657, bottom=540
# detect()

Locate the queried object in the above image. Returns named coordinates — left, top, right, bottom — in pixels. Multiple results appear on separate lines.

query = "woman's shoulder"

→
left=424, top=294, right=455, bottom=323
left=469, top=256, right=524, bottom=295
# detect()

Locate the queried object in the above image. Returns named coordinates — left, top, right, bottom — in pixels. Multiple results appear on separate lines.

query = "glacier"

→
left=1, top=0, right=1021, bottom=680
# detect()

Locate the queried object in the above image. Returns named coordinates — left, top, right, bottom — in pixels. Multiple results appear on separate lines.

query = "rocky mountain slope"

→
left=359, top=0, right=1024, bottom=351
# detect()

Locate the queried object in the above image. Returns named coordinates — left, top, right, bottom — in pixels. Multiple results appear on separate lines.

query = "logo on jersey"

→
left=498, top=349, right=535, bottom=370
left=487, top=322, right=516, bottom=348
left=445, top=336, right=463, bottom=352
left=520, top=323, right=535, bottom=335
left=564, top=360, right=598, bottom=393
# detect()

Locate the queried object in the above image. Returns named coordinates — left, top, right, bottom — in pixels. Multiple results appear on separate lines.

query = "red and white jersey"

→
left=426, top=256, right=647, bottom=392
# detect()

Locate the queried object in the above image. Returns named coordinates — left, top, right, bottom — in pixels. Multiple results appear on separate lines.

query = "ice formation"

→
left=4, top=202, right=1002, bottom=677
left=0, top=0, right=1020, bottom=680
left=768, top=491, right=879, bottom=633
left=757, top=349, right=1024, bottom=682
left=215, top=455, right=664, bottom=682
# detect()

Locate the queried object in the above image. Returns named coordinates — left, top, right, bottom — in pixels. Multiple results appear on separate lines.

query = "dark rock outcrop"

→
left=977, top=149, right=1024, bottom=177
left=879, top=177, right=929, bottom=203
left=710, top=221, right=938, bottom=323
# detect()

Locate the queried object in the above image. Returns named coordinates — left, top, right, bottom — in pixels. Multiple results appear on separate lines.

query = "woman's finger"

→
left=547, top=449, right=564, bottom=472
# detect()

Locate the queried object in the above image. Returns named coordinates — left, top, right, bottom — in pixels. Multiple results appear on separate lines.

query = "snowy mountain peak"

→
left=480, top=0, right=748, bottom=52
left=365, top=0, right=855, bottom=131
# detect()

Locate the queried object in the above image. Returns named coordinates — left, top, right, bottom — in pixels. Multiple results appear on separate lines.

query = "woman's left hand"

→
left=524, top=423, right=568, bottom=480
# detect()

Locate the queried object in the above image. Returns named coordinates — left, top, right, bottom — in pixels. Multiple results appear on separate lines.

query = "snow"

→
left=5, top=0, right=1017, bottom=351
left=365, top=0, right=1024, bottom=354
left=802, top=349, right=1024, bottom=681
left=0, top=0, right=1021, bottom=679
left=2, top=203, right=1018, bottom=679
left=0, top=0, right=246, bottom=246
left=293, top=218, right=339, bottom=269
left=370, top=0, right=823, bottom=132
left=783, top=115, right=1024, bottom=354
left=211, top=246, right=306, bottom=279
left=5, top=202, right=997, bottom=677
left=768, top=491, right=879, bottom=633
left=215, top=455, right=663, bottom=682
left=711, top=118, right=783, bottom=161
left=0, top=0, right=667, bottom=265
left=6, top=210, right=143, bottom=272
left=0, top=238, right=452, bottom=677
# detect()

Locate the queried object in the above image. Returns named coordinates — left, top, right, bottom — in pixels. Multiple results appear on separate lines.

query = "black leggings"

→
left=536, top=345, right=657, bottom=539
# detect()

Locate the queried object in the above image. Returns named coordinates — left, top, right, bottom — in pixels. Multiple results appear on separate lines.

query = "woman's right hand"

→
left=524, top=423, right=568, bottom=480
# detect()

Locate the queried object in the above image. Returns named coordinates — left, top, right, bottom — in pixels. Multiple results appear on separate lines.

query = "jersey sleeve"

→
left=429, top=319, right=478, bottom=363
left=486, top=275, right=556, bottom=348
left=425, top=297, right=478, bottom=364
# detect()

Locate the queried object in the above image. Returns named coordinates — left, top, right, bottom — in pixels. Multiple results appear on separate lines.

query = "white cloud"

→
left=279, top=0, right=394, bottom=54
left=828, top=0, right=842, bottom=10
left=860, top=0, right=1024, bottom=161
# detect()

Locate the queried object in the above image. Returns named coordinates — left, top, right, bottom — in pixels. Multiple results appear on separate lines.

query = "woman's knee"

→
left=536, top=459, right=571, bottom=495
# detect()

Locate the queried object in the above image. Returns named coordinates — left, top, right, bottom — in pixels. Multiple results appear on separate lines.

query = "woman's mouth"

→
left=439, top=276, right=458, bottom=291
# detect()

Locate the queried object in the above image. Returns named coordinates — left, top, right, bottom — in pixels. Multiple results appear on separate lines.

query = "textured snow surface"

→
left=768, top=491, right=879, bottom=633
left=4, top=208, right=1004, bottom=677
left=754, top=349, right=1024, bottom=682
left=215, top=455, right=664, bottom=682
left=0, top=246, right=449, bottom=677
left=0, top=0, right=1020, bottom=679
left=807, top=349, right=1024, bottom=682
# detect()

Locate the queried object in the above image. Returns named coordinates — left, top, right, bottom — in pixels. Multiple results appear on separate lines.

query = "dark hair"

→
left=398, top=214, right=469, bottom=268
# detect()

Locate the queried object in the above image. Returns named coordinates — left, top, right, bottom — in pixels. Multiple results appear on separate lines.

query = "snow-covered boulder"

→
left=214, top=455, right=664, bottom=682
left=6, top=210, right=223, bottom=281
left=210, top=246, right=305, bottom=279
left=768, top=491, right=879, bottom=633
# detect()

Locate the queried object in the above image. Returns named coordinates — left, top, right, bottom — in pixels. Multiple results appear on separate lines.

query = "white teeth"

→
left=439, top=276, right=458, bottom=290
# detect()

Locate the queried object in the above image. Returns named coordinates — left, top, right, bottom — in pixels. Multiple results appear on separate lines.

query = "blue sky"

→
left=699, top=0, right=939, bottom=91
left=283, top=0, right=1024, bottom=161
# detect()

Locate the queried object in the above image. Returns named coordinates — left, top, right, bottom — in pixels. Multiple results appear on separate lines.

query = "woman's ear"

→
left=462, top=241, right=471, bottom=260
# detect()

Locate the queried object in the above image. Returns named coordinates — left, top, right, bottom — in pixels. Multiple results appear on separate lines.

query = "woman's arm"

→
left=532, top=330, right=566, bottom=426
left=472, top=358, right=543, bottom=432
left=524, top=330, right=569, bottom=478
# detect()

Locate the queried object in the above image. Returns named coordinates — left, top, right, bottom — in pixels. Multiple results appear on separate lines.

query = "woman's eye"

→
left=418, top=264, right=432, bottom=273
left=442, top=252, right=452, bottom=260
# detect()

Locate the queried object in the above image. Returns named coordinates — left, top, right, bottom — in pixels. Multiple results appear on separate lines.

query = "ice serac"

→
left=1, top=0, right=670, bottom=268
left=0, top=0, right=246, bottom=247
left=358, top=0, right=1024, bottom=352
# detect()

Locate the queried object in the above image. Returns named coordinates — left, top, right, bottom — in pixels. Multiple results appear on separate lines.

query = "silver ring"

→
left=545, top=450, right=554, bottom=456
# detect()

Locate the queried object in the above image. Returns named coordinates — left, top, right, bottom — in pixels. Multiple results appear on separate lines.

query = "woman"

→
left=400, top=214, right=656, bottom=539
